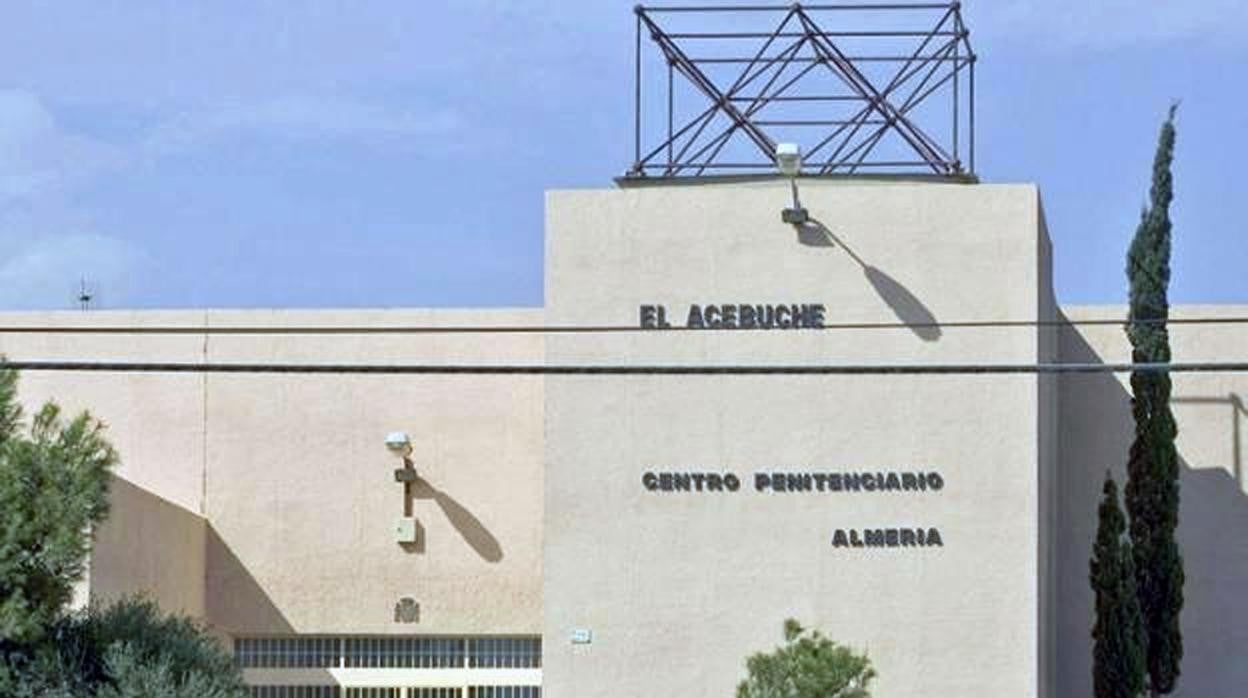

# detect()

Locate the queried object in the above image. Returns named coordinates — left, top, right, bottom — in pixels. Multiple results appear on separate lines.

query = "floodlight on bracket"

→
left=776, top=143, right=809, bottom=224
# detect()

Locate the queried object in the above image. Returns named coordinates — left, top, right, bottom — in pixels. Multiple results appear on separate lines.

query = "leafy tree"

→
left=0, top=365, right=246, bottom=696
left=0, top=366, right=117, bottom=645
left=737, top=618, right=875, bottom=698
left=1122, top=106, right=1184, bottom=696
left=1091, top=474, right=1146, bottom=698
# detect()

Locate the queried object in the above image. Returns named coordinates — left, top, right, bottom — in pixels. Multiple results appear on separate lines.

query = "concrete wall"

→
left=1056, top=305, right=1248, bottom=698
left=0, top=308, right=546, bottom=638
left=200, top=309, right=544, bottom=636
left=543, top=180, right=1052, bottom=698
left=87, top=476, right=207, bottom=617
left=1036, top=209, right=1059, bottom=698
left=0, top=311, right=209, bottom=514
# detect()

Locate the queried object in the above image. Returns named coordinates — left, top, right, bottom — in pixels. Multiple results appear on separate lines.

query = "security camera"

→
left=385, top=432, right=413, bottom=457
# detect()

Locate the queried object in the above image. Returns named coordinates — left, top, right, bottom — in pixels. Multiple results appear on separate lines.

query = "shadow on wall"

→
left=200, top=480, right=503, bottom=634
left=204, top=526, right=294, bottom=635
left=794, top=219, right=941, bottom=342
left=89, top=476, right=208, bottom=619
left=90, top=478, right=293, bottom=638
left=412, top=480, right=504, bottom=563
left=1172, top=394, right=1244, bottom=486
left=1056, top=318, right=1248, bottom=698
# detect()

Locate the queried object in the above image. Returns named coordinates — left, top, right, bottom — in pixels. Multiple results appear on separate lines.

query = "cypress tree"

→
left=1123, top=105, right=1184, bottom=696
left=1091, top=474, right=1146, bottom=698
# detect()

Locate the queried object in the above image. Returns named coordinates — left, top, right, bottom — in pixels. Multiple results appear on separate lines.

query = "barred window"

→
left=468, top=638, right=542, bottom=669
left=236, top=638, right=341, bottom=669
left=469, top=687, right=540, bottom=698
left=342, top=637, right=466, bottom=669
left=248, top=687, right=340, bottom=698
left=344, top=690, right=400, bottom=698
left=236, top=635, right=540, bottom=672
left=410, top=689, right=463, bottom=698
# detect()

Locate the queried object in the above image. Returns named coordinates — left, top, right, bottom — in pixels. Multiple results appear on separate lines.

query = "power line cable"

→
left=4, top=360, right=1248, bottom=376
left=0, top=315, right=1247, bottom=335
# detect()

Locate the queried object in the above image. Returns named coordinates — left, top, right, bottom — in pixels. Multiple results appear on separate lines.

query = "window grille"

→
left=469, top=687, right=541, bottom=698
left=467, top=638, right=542, bottom=669
left=248, top=687, right=340, bottom=698
left=344, top=690, right=401, bottom=698
left=236, top=638, right=341, bottom=669
left=237, top=636, right=540, bottom=670
left=409, top=689, right=463, bottom=698
left=248, top=689, right=535, bottom=698
left=342, top=637, right=466, bottom=669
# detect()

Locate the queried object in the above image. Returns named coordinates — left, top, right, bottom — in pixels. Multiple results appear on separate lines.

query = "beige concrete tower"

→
left=542, top=178, right=1057, bottom=697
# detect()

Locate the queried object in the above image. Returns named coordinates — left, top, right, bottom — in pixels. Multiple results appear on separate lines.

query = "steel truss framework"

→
left=627, top=3, right=977, bottom=179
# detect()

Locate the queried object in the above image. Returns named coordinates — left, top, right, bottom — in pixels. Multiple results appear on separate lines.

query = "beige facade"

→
left=1056, top=305, right=1248, bottom=698
left=4, top=310, right=546, bottom=694
left=0, top=179, right=1244, bottom=697
left=543, top=180, right=1054, bottom=698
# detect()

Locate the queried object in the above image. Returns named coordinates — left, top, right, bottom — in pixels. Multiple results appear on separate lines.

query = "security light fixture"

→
left=385, top=431, right=413, bottom=459
left=775, top=143, right=802, bottom=177
left=776, top=143, right=809, bottom=225
left=387, top=430, right=416, bottom=479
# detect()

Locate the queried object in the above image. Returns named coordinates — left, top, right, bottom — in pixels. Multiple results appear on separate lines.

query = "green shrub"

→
left=737, top=619, right=875, bottom=698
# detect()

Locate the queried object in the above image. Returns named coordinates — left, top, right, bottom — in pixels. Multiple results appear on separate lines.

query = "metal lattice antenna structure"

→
left=626, top=2, right=976, bottom=180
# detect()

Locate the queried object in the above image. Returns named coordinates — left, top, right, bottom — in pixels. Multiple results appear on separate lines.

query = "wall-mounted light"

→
left=776, top=143, right=809, bottom=225
left=388, top=431, right=419, bottom=545
left=775, top=142, right=802, bottom=177
left=385, top=431, right=413, bottom=461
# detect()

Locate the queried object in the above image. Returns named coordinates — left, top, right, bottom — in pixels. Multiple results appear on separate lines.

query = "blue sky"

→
left=0, top=1, right=1244, bottom=310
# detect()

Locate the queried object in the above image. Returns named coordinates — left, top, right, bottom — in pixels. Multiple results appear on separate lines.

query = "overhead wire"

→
left=3, top=315, right=1246, bottom=375
left=3, top=360, right=1248, bottom=376
left=0, top=315, right=1246, bottom=335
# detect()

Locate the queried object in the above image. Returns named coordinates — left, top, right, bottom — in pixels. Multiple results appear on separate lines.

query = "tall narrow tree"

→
left=1091, top=474, right=1146, bottom=698
left=1123, top=106, right=1184, bottom=697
